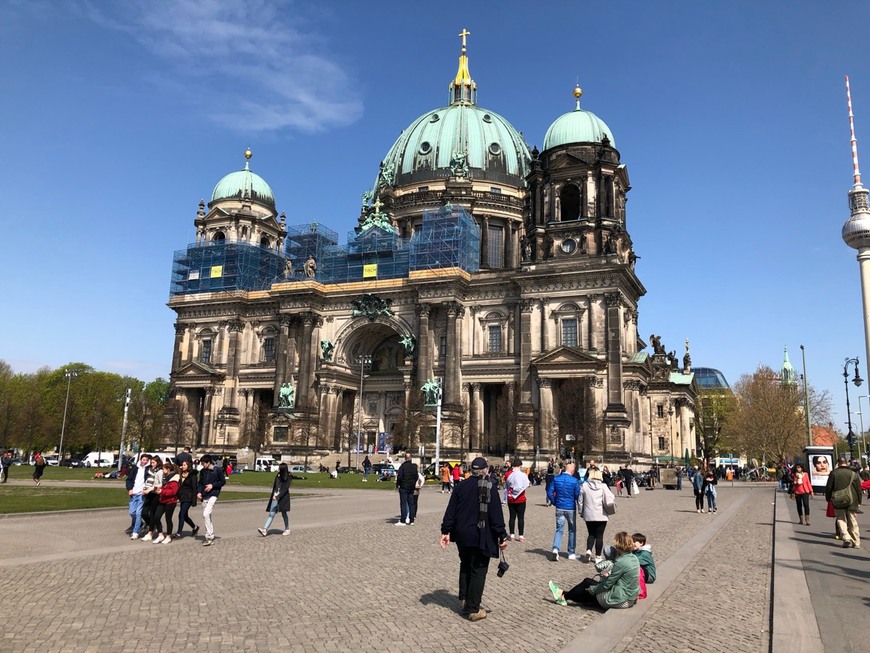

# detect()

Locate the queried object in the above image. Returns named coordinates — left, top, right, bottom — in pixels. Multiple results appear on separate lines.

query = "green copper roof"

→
left=543, top=107, right=616, bottom=151
left=669, top=371, right=694, bottom=385
left=380, top=103, right=531, bottom=187
left=211, top=161, right=275, bottom=209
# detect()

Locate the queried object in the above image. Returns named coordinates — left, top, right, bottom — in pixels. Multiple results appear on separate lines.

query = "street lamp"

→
left=668, top=402, right=675, bottom=462
left=859, top=395, right=870, bottom=459
left=842, top=357, right=863, bottom=459
left=58, top=369, right=78, bottom=462
left=356, top=354, right=372, bottom=470
left=800, top=345, right=812, bottom=446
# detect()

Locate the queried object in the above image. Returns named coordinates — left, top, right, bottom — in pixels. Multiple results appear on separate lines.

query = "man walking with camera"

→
left=439, top=457, right=508, bottom=622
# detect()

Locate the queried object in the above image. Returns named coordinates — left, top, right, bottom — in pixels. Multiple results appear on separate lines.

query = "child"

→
left=631, top=533, right=656, bottom=583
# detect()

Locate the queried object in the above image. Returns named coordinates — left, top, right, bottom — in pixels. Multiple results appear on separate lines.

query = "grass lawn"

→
left=0, top=486, right=271, bottom=514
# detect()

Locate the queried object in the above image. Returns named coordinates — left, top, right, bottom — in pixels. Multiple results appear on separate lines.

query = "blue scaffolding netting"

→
left=170, top=205, right=481, bottom=295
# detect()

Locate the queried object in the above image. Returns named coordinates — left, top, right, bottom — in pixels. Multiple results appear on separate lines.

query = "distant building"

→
left=165, top=32, right=695, bottom=462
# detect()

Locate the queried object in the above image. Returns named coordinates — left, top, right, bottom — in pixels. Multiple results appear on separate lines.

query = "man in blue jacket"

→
left=440, top=457, right=508, bottom=622
left=547, top=461, right=581, bottom=561
left=197, top=455, right=225, bottom=546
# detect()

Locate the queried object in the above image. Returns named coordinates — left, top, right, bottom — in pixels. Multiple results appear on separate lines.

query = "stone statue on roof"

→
left=304, top=255, right=317, bottom=278
left=449, top=150, right=468, bottom=178
left=278, top=382, right=295, bottom=409
left=321, top=339, right=334, bottom=363
left=421, top=378, right=442, bottom=407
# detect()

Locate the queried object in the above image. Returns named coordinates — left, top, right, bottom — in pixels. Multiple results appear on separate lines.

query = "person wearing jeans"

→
left=196, top=455, right=225, bottom=546
left=126, top=454, right=151, bottom=539
left=395, top=453, right=418, bottom=526
left=546, top=462, right=581, bottom=561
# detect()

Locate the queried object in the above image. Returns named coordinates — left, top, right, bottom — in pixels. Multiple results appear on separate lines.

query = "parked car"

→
left=9, top=458, right=22, bottom=466
left=288, top=465, right=318, bottom=475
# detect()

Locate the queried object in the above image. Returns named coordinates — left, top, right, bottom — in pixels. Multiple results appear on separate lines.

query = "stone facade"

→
left=166, top=37, right=695, bottom=463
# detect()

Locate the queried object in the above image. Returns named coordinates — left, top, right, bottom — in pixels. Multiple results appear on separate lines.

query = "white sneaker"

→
left=405, top=517, right=410, bottom=524
left=161, top=536, right=172, bottom=544
left=395, top=521, right=406, bottom=526
left=282, top=530, right=291, bottom=536
left=509, top=534, right=516, bottom=541
left=518, top=536, right=525, bottom=542
left=594, top=557, right=603, bottom=565
left=552, top=548, right=559, bottom=561
left=130, top=533, right=140, bottom=540
left=568, top=553, right=578, bottom=560
left=142, top=532, right=153, bottom=542
left=585, top=549, right=593, bottom=561
left=257, top=528, right=267, bottom=537
left=153, top=534, right=165, bottom=544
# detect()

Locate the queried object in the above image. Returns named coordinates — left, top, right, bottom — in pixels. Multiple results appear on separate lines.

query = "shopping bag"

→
left=631, top=480, right=639, bottom=495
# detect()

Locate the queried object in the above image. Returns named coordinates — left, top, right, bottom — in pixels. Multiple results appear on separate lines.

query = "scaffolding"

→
left=169, top=206, right=481, bottom=294
left=410, top=205, right=480, bottom=273
left=170, top=242, right=285, bottom=295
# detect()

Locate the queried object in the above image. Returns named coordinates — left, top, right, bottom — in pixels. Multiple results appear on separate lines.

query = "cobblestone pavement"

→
left=0, top=483, right=774, bottom=652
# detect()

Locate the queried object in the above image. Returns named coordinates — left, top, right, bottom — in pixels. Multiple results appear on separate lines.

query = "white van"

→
left=80, top=452, right=114, bottom=468
left=255, top=457, right=279, bottom=472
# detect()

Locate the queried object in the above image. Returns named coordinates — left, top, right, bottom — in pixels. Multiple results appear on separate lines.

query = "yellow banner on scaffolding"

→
left=363, top=263, right=377, bottom=278
left=210, top=265, right=223, bottom=278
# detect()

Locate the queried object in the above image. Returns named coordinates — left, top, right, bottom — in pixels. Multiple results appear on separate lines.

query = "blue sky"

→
left=2, top=1, right=870, bottom=432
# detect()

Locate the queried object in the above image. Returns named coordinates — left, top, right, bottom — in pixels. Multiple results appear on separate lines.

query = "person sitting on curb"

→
left=548, top=531, right=640, bottom=611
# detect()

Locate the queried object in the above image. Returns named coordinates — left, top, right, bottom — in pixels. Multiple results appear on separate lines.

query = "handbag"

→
left=631, top=479, right=639, bottom=495
left=831, top=486, right=853, bottom=509
left=603, top=496, right=616, bottom=515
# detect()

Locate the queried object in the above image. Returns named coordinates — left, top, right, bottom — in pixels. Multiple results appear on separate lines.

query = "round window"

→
left=419, top=141, right=431, bottom=155
left=430, top=113, right=440, bottom=122
left=483, top=114, right=492, bottom=123
left=488, top=142, right=501, bottom=155
left=560, top=238, right=577, bottom=254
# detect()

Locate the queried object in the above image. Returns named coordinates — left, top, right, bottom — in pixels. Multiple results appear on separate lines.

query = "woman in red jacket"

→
left=791, top=463, right=813, bottom=525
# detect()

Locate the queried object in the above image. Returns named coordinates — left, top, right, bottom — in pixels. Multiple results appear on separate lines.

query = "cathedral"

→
left=166, top=31, right=696, bottom=464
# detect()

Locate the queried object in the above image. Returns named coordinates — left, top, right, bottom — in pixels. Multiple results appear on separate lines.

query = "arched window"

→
left=213, top=231, right=226, bottom=242
left=560, top=184, right=580, bottom=221
left=260, top=236, right=270, bottom=248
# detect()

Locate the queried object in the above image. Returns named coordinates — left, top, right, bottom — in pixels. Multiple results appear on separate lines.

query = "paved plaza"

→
left=0, top=480, right=866, bottom=652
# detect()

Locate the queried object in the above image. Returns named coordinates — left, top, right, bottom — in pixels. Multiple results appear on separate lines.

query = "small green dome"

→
left=210, top=153, right=275, bottom=208
left=543, top=107, right=616, bottom=151
left=380, top=104, right=531, bottom=187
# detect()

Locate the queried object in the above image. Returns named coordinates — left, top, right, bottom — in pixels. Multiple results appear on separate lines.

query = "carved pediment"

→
left=174, top=361, right=224, bottom=379
left=547, top=152, right=590, bottom=170
left=532, top=346, right=603, bottom=367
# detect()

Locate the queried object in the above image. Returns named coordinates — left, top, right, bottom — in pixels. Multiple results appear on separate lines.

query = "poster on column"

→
left=804, top=446, right=834, bottom=491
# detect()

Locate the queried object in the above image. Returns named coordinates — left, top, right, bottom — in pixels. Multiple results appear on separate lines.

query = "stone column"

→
left=586, top=170, right=596, bottom=220
left=172, top=323, right=187, bottom=374
left=416, top=304, right=433, bottom=386
left=604, top=292, right=627, bottom=416
left=470, top=382, right=481, bottom=450
left=469, top=306, right=480, bottom=356
left=202, top=387, right=215, bottom=446
left=539, top=298, right=548, bottom=352
left=273, top=316, right=291, bottom=403
left=443, top=302, right=463, bottom=405
left=538, top=377, right=554, bottom=449
left=481, top=216, right=490, bottom=268
left=587, top=295, right=599, bottom=351
left=297, top=313, right=316, bottom=406
left=226, top=319, right=244, bottom=405
left=519, top=300, right=535, bottom=405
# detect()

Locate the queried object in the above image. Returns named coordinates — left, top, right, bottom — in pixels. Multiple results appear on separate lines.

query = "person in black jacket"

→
left=439, top=456, right=509, bottom=622
left=257, top=463, right=303, bottom=536
left=395, top=453, right=418, bottom=526
left=174, top=459, right=199, bottom=539
left=197, top=455, right=225, bottom=546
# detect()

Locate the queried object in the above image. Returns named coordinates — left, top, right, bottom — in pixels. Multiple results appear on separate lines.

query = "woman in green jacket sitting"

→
left=549, top=531, right=640, bottom=610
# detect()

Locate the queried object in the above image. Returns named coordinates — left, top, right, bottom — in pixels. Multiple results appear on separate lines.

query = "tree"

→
left=241, top=400, right=270, bottom=453
left=694, top=388, right=736, bottom=463
left=391, top=394, right=427, bottom=453
left=129, top=379, right=168, bottom=452
left=449, top=397, right=470, bottom=458
left=722, top=365, right=806, bottom=463
left=555, top=379, right=601, bottom=459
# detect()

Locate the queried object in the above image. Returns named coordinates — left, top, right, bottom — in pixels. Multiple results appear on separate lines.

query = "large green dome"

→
left=381, top=104, right=531, bottom=187
left=543, top=106, right=615, bottom=151
left=210, top=151, right=275, bottom=208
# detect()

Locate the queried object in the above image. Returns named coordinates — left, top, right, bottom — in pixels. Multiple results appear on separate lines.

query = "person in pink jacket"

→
left=790, top=463, right=813, bottom=525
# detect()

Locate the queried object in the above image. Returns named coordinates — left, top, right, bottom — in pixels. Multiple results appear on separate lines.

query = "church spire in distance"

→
left=449, top=28, right=477, bottom=106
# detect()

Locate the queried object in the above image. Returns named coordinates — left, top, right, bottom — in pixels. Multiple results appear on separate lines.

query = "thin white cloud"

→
left=80, top=0, right=361, bottom=133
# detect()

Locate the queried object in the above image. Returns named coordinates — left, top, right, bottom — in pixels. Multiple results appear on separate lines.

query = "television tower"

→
left=841, top=76, right=870, bottom=379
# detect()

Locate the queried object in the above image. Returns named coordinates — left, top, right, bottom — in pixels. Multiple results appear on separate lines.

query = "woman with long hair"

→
left=152, top=462, right=180, bottom=544
left=548, top=531, right=640, bottom=611
left=791, top=463, right=813, bottom=525
left=175, top=459, right=199, bottom=539
left=258, top=462, right=293, bottom=536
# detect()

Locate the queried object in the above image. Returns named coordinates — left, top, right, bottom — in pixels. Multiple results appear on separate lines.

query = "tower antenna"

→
left=847, top=75, right=862, bottom=187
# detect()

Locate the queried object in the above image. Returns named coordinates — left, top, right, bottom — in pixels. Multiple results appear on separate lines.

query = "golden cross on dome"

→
left=372, top=196, right=383, bottom=213
left=458, top=28, right=470, bottom=50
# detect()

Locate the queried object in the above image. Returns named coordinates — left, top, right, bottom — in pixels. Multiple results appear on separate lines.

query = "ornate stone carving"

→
left=174, top=322, right=188, bottom=336
left=416, top=303, right=432, bottom=318
left=520, top=299, right=535, bottom=313
left=604, top=292, right=621, bottom=308
left=352, top=294, right=394, bottom=321
left=537, top=377, right=552, bottom=388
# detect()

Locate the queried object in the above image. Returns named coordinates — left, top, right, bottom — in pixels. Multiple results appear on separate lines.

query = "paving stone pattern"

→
left=0, top=482, right=772, bottom=652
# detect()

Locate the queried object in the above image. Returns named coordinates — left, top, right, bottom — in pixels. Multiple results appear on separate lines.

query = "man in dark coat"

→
left=825, top=456, right=862, bottom=548
left=395, top=453, right=418, bottom=525
left=440, top=456, right=509, bottom=622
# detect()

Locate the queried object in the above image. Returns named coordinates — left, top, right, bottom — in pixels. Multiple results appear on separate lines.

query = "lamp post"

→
left=668, top=402, right=675, bottom=462
left=842, top=357, right=863, bottom=459
left=356, top=354, right=372, bottom=470
left=58, top=369, right=78, bottom=463
left=800, top=345, right=812, bottom=446
left=859, top=395, right=870, bottom=459
left=117, top=388, right=131, bottom=472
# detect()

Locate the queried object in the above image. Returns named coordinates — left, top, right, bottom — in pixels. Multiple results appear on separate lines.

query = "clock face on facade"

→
left=560, top=238, right=577, bottom=254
